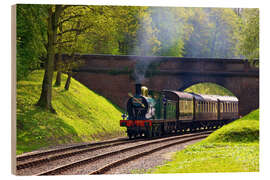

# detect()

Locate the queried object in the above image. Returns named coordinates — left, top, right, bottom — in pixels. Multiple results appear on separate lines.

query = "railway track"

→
left=16, top=137, right=129, bottom=162
left=16, top=137, right=142, bottom=171
left=17, top=131, right=211, bottom=175
left=89, top=132, right=210, bottom=175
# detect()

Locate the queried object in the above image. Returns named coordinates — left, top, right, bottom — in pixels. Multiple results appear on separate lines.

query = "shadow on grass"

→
left=16, top=105, right=82, bottom=154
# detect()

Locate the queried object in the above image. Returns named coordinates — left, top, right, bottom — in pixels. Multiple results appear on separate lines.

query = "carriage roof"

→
left=162, top=90, right=238, bottom=103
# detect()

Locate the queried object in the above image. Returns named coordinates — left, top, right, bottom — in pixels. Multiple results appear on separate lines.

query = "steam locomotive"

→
left=120, top=84, right=239, bottom=139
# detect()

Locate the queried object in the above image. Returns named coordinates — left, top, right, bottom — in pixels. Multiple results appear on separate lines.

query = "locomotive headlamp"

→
left=141, top=86, right=149, bottom=97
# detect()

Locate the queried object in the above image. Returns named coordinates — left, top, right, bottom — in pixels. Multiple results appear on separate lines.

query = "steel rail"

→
left=16, top=137, right=127, bottom=162
left=17, top=139, right=141, bottom=170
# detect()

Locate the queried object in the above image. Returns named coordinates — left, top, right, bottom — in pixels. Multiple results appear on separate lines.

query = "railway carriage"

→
left=120, top=84, right=239, bottom=139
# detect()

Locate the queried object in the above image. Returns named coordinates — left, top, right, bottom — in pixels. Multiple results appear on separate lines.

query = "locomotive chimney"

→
left=135, top=83, right=142, bottom=96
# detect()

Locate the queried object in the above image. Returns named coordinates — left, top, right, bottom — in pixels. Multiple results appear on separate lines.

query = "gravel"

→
left=105, top=139, right=202, bottom=174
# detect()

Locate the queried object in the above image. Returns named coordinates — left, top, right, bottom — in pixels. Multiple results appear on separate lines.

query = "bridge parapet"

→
left=62, top=54, right=258, bottom=75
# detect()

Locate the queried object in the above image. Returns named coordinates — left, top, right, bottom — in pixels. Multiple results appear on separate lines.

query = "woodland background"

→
left=16, top=5, right=259, bottom=112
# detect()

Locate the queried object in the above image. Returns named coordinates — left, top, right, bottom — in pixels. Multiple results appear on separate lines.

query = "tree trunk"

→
left=64, top=21, right=80, bottom=91
left=64, top=72, right=72, bottom=91
left=54, top=20, right=63, bottom=87
left=36, top=5, right=63, bottom=113
left=54, top=70, right=62, bottom=87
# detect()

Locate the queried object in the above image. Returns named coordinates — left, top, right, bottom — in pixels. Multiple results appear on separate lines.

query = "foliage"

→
left=16, top=70, right=125, bottom=155
left=184, top=82, right=234, bottom=96
left=184, top=8, right=241, bottom=58
left=236, top=8, right=259, bottom=61
left=16, top=4, right=47, bottom=80
left=17, top=6, right=259, bottom=82
left=149, top=109, right=259, bottom=173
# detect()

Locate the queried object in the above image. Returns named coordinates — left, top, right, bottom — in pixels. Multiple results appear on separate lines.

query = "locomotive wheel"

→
left=145, top=127, right=152, bottom=138
left=128, top=132, right=133, bottom=139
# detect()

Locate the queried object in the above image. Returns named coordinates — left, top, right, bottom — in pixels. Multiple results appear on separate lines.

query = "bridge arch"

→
left=71, top=54, right=259, bottom=116
left=181, top=82, right=234, bottom=97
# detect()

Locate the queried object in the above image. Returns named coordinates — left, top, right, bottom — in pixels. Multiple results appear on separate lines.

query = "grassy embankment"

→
left=151, top=109, right=259, bottom=173
left=185, top=82, right=234, bottom=96
left=16, top=70, right=125, bottom=155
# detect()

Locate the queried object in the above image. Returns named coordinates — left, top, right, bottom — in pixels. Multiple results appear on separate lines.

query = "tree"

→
left=236, top=8, right=259, bottom=63
left=183, top=8, right=212, bottom=58
left=183, top=8, right=241, bottom=58
left=36, top=5, right=66, bottom=113
left=16, top=4, right=47, bottom=80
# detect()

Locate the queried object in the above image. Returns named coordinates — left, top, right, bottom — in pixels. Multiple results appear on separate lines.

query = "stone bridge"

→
left=68, top=54, right=259, bottom=116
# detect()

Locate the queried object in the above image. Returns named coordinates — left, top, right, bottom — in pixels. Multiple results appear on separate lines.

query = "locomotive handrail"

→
left=128, top=93, right=145, bottom=108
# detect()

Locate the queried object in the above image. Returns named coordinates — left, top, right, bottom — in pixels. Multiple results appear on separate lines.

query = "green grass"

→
left=185, top=83, right=234, bottom=96
left=150, top=109, right=259, bottom=173
left=16, top=70, right=125, bottom=155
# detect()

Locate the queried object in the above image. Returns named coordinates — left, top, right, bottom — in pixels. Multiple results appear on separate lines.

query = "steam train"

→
left=120, top=84, right=239, bottom=139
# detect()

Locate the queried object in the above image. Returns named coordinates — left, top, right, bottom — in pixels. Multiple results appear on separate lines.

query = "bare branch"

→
left=59, top=14, right=83, bottom=25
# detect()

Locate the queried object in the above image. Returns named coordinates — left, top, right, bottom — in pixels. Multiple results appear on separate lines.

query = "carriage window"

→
left=220, top=103, right=223, bottom=112
left=222, top=103, right=224, bottom=112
